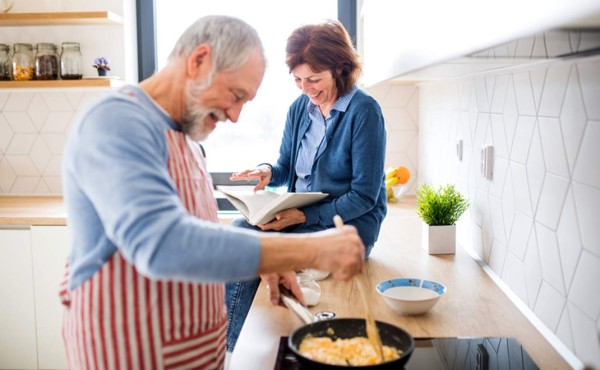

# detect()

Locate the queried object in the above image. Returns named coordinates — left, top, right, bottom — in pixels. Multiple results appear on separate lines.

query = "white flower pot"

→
left=422, top=222, right=456, bottom=254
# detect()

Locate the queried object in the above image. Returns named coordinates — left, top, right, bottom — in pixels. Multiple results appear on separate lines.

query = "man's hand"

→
left=311, top=226, right=365, bottom=281
left=261, top=271, right=304, bottom=306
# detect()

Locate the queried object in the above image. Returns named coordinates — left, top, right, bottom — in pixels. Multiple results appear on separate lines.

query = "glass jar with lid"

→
left=35, top=43, right=59, bottom=80
left=0, top=43, right=10, bottom=81
left=297, top=271, right=321, bottom=307
left=60, top=42, right=82, bottom=80
left=12, top=43, right=34, bottom=81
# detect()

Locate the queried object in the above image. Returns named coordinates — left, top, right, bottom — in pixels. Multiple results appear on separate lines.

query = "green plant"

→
left=416, top=184, right=469, bottom=225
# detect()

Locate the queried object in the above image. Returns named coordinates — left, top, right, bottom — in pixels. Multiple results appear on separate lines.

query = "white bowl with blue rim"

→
left=376, top=278, right=446, bottom=315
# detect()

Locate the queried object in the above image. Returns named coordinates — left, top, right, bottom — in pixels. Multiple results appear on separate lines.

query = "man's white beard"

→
left=181, top=75, right=226, bottom=142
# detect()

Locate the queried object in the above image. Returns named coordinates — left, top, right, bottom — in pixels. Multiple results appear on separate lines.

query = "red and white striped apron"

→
left=60, top=130, right=226, bottom=370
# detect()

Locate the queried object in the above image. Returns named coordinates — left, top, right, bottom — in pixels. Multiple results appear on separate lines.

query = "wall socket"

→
left=480, top=145, right=494, bottom=180
left=456, top=139, right=463, bottom=161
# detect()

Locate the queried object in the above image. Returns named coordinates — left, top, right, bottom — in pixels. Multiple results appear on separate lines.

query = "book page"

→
left=217, top=186, right=328, bottom=226
left=252, top=192, right=328, bottom=225
left=217, top=186, right=280, bottom=218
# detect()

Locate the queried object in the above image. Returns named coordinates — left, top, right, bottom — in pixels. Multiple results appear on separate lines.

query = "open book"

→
left=216, top=185, right=328, bottom=226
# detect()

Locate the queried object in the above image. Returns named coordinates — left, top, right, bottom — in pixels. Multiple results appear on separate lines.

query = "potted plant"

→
left=416, top=183, right=469, bottom=254
left=92, top=57, right=111, bottom=77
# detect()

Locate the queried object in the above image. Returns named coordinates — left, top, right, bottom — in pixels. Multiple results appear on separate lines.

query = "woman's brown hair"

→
left=286, top=19, right=362, bottom=99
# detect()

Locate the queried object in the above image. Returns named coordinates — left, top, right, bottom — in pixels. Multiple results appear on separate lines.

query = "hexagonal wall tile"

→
left=578, top=59, right=600, bottom=120
left=573, top=120, right=600, bottom=189
left=560, top=68, right=587, bottom=173
left=27, top=95, right=50, bottom=132
left=539, top=64, right=571, bottom=118
left=6, top=134, right=37, bottom=155
left=0, top=157, right=16, bottom=192
left=0, top=114, right=14, bottom=154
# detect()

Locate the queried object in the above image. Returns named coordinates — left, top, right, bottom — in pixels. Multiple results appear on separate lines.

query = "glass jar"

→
left=35, top=43, right=59, bottom=80
left=12, top=43, right=34, bottom=81
left=297, top=271, right=321, bottom=307
left=60, top=42, right=82, bottom=80
left=0, top=43, right=10, bottom=81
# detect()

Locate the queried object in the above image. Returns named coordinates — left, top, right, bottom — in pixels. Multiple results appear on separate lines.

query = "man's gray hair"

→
left=168, top=15, right=265, bottom=73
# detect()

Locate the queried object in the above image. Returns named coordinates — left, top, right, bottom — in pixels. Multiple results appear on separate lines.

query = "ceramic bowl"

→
left=392, top=184, right=408, bottom=199
left=376, top=278, right=446, bottom=315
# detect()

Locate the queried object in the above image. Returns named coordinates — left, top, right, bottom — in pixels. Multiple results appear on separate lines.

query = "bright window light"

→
left=156, top=0, right=338, bottom=172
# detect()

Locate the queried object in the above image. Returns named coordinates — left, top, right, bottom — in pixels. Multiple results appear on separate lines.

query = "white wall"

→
left=418, top=55, right=600, bottom=368
left=364, top=83, right=419, bottom=195
left=0, top=0, right=137, bottom=194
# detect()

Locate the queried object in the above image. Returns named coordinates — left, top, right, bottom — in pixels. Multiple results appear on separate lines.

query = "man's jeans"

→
left=225, top=217, right=263, bottom=352
left=225, top=217, right=373, bottom=352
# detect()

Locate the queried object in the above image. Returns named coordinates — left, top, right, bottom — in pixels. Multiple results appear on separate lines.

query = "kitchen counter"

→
left=0, top=196, right=237, bottom=226
left=0, top=196, right=66, bottom=226
left=229, top=197, right=571, bottom=369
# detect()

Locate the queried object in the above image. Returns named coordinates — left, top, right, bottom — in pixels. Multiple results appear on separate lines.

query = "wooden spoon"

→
left=333, top=215, right=384, bottom=362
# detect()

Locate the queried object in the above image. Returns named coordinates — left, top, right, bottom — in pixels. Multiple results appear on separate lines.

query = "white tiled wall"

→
left=0, top=90, right=108, bottom=194
left=0, top=84, right=419, bottom=195
left=364, top=83, right=419, bottom=194
left=418, top=56, right=600, bottom=368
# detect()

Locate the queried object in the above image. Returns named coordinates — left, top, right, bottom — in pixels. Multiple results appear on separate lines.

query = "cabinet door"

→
left=0, top=228, right=38, bottom=370
left=31, top=226, right=70, bottom=370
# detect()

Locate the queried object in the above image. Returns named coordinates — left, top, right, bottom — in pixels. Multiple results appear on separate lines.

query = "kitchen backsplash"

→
left=0, top=85, right=419, bottom=195
left=365, top=83, right=419, bottom=194
left=418, top=56, right=600, bottom=368
left=0, top=90, right=108, bottom=194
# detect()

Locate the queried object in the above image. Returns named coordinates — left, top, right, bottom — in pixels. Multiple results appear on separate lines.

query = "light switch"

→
left=480, top=145, right=494, bottom=180
left=456, top=140, right=463, bottom=161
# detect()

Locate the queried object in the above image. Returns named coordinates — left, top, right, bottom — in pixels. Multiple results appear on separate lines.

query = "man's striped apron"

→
left=60, top=130, right=226, bottom=370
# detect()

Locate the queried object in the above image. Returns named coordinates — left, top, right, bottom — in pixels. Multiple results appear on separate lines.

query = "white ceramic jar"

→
left=297, top=271, right=321, bottom=307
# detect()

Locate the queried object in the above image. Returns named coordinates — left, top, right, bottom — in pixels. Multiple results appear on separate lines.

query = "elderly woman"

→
left=226, top=20, right=387, bottom=351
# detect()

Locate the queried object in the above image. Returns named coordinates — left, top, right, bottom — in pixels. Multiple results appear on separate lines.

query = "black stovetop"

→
left=274, top=336, right=539, bottom=370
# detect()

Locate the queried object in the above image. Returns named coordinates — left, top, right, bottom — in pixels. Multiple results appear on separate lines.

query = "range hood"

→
left=391, top=28, right=600, bottom=82
left=360, top=0, right=600, bottom=85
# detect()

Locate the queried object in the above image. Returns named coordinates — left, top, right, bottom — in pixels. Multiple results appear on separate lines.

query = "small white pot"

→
left=422, top=222, right=456, bottom=254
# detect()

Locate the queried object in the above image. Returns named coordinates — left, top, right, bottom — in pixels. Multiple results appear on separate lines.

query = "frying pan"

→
left=281, top=286, right=415, bottom=369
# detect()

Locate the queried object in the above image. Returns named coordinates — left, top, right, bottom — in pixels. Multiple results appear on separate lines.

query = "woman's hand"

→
left=258, top=208, right=306, bottom=231
left=230, top=165, right=272, bottom=192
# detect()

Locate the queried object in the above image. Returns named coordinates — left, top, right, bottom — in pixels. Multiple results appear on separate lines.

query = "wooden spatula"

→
left=333, top=215, right=384, bottom=362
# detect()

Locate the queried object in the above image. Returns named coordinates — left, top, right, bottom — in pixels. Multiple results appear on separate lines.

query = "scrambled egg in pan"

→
left=299, top=336, right=401, bottom=366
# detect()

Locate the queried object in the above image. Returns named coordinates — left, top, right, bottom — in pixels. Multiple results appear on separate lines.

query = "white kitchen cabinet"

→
left=0, top=228, right=38, bottom=370
left=31, top=226, right=69, bottom=370
left=358, top=0, right=600, bottom=86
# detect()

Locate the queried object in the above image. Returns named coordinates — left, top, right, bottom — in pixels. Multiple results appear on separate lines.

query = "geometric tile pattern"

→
left=0, top=90, right=108, bottom=194
left=364, top=83, right=419, bottom=194
left=418, top=56, right=600, bottom=368
left=0, top=85, right=419, bottom=197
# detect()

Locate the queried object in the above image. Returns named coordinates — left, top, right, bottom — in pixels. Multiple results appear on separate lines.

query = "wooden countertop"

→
left=0, top=196, right=66, bottom=226
left=229, top=197, right=570, bottom=369
left=0, top=196, right=237, bottom=226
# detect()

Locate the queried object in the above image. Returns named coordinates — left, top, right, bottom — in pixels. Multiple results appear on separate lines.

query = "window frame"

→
left=135, top=1, right=357, bottom=81
left=135, top=1, right=357, bottom=210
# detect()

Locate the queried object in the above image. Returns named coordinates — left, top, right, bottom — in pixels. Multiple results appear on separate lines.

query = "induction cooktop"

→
left=274, top=336, right=539, bottom=370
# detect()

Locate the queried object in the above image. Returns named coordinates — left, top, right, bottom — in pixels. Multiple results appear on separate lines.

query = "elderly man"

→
left=60, top=15, right=364, bottom=369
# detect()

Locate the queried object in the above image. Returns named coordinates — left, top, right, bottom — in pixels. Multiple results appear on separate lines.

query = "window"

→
left=138, top=1, right=356, bottom=172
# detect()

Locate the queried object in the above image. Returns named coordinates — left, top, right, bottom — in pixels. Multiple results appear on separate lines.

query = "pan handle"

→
left=279, top=284, right=316, bottom=325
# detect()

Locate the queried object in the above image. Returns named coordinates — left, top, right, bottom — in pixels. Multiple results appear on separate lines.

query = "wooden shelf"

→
left=0, top=11, right=123, bottom=26
left=0, top=79, right=124, bottom=88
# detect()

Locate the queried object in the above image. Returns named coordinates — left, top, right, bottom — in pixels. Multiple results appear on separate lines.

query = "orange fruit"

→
left=395, top=166, right=410, bottom=184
